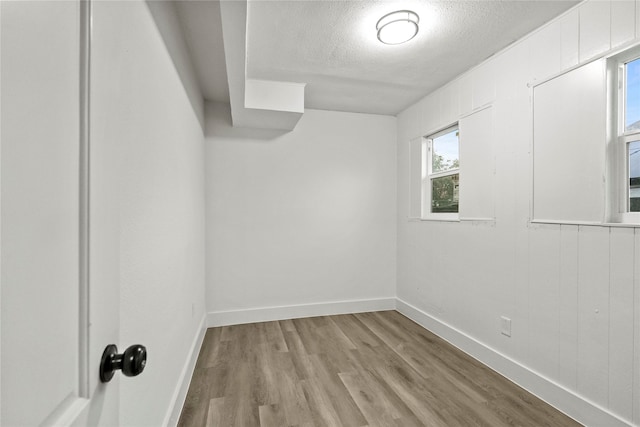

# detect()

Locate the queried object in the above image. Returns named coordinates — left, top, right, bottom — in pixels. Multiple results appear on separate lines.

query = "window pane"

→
left=431, top=173, right=459, bottom=213
left=630, top=140, right=640, bottom=212
left=432, top=128, right=459, bottom=173
left=625, top=58, right=640, bottom=132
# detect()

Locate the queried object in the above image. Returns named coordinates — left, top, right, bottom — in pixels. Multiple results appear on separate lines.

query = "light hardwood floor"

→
left=178, top=311, right=581, bottom=426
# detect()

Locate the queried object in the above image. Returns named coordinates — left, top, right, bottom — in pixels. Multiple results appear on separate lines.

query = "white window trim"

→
left=617, top=134, right=640, bottom=223
left=421, top=125, right=460, bottom=221
left=609, top=47, right=640, bottom=224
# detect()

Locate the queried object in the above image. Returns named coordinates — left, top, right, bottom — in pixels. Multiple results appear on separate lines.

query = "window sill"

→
left=408, top=216, right=495, bottom=224
left=530, top=219, right=640, bottom=228
left=602, top=222, right=640, bottom=228
left=408, top=216, right=459, bottom=223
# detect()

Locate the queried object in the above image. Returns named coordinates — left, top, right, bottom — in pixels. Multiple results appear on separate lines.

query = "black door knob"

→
left=100, top=344, right=147, bottom=383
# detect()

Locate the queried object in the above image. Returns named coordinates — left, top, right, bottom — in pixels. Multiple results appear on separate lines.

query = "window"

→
left=408, top=110, right=492, bottom=222
left=423, top=125, right=459, bottom=218
left=624, top=59, right=640, bottom=213
left=613, top=51, right=640, bottom=222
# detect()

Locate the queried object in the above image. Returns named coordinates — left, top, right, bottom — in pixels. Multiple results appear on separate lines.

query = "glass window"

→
left=431, top=174, right=459, bottom=213
left=626, top=58, right=640, bottom=132
left=431, top=129, right=459, bottom=174
left=615, top=51, right=640, bottom=221
left=424, top=125, right=459, bottom=217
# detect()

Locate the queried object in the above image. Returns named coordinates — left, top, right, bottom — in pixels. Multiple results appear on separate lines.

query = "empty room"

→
left=1, top=0, right=639, bottom=426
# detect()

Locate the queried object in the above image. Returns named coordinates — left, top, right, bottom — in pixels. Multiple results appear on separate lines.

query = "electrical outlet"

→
left=500, top=316, right=511, bottom=337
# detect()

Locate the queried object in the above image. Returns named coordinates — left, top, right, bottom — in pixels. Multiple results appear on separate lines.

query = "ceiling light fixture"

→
left=376, top=10, right=419, bottom=45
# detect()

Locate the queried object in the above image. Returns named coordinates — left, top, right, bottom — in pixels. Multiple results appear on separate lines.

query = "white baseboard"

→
left=395, top=298, right=632, bottom=427
left=163, top=314, right=207, bottom=427
left=207, top=297, right=396, bottom=327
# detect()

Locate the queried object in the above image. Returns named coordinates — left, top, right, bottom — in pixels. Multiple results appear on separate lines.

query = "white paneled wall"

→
left=397, top=1, right=640, bottom=425
left=635, top=228, right=640, bottom=424
left=532, top=59, right=606, bottom=223
left=580, top=0, right=611, bottom=61
left=609, top=228, right=635, bottom=419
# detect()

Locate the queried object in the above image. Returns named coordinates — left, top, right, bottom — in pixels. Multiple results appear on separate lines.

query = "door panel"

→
left=1, top=1, right=120, bottom=425
left=1, top=2, right=81, bottom=424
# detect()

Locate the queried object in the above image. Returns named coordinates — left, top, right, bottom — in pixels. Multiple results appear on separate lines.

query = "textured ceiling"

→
left=177, top=0, right=580, bottom=116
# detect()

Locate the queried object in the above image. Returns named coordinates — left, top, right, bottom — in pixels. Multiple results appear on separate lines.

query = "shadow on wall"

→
left=204, top=101, right=290, bottom=141
left=146, top=0, right=205, bottom=130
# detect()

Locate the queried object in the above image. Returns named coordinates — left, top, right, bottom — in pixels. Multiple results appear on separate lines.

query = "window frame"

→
left=611, top=47, right=640, bottom=224
left=421, top=124, right=460, bottom=221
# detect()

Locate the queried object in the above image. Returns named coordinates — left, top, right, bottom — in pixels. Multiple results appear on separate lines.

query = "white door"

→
left=1, top=1, right=121, bottom=425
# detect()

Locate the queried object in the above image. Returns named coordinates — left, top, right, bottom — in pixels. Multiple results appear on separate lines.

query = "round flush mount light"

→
left=376, top=10, right=419, bottom=45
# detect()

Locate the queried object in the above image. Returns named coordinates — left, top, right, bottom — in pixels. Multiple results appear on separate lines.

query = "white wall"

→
left=396, top=1, right=640, bottom=426
left=146, top=0, right=204, bottom=129
left=91, top=2, right=206, bottom=426
left=205, top=103, right=397, bottom=324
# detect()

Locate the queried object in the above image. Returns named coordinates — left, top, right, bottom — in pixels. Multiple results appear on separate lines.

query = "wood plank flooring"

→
left=178, top=311, right=581, bottom=427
